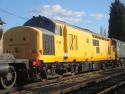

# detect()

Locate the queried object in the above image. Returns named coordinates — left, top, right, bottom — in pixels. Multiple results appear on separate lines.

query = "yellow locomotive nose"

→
left=3, top=26, right=42, bottom=60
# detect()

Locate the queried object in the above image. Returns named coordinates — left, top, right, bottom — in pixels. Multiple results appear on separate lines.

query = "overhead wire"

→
left=0, top=8, right=27, bottom=20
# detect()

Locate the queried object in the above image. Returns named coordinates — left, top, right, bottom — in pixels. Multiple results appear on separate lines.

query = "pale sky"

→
left=0, top=0, right=125, bottom=33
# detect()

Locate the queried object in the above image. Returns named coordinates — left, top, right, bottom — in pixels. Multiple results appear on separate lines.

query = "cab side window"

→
left=60, top=26, right=62, bottom=36
left=55, top=25, right=62, bottom=36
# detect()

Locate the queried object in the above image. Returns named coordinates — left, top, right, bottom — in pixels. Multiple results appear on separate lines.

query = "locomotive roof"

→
left=54, top=20, right=109, bottom=40
left=33, top=27, right=54, bottom=36
left=112, top=38, right=125, bottom=43
left=23, top=16, right=109, bottom=40
left=23, top=16, right=55, bottom=33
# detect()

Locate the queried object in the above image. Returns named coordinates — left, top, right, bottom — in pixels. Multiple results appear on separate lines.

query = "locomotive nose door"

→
left=13, top=30, right=31, bottom=59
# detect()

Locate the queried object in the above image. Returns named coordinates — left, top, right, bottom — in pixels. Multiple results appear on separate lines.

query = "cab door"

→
left=63, top=26, right=68, bottom=59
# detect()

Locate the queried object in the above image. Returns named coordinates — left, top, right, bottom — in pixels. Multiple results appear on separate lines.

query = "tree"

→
left=108, top=0, right=125, bottom=41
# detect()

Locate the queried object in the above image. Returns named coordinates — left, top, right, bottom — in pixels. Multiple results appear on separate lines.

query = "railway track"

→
left=0, top=70, right=91, bottom=94
left=67, top=67, right=125, bottom=94
left=1, top=66, right=125, bottom=94
left=98, top=79, right=125, bottom=94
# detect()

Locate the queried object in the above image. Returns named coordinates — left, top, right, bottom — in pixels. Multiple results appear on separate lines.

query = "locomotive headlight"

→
left=32, top=59, right=41, bottom=67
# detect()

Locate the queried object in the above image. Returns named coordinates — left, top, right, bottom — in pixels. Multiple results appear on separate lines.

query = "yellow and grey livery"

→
left=3, top=16, right=119, bottom=86
left=3, top=17, right=115, bottom=63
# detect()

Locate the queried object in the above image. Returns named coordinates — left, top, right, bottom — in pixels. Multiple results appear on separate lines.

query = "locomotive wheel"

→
left=0, top=66, right=16, bottom=89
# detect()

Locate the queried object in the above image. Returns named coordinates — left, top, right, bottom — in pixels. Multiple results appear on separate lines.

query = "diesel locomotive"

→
left=2, top=16, right=125, bottom=88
